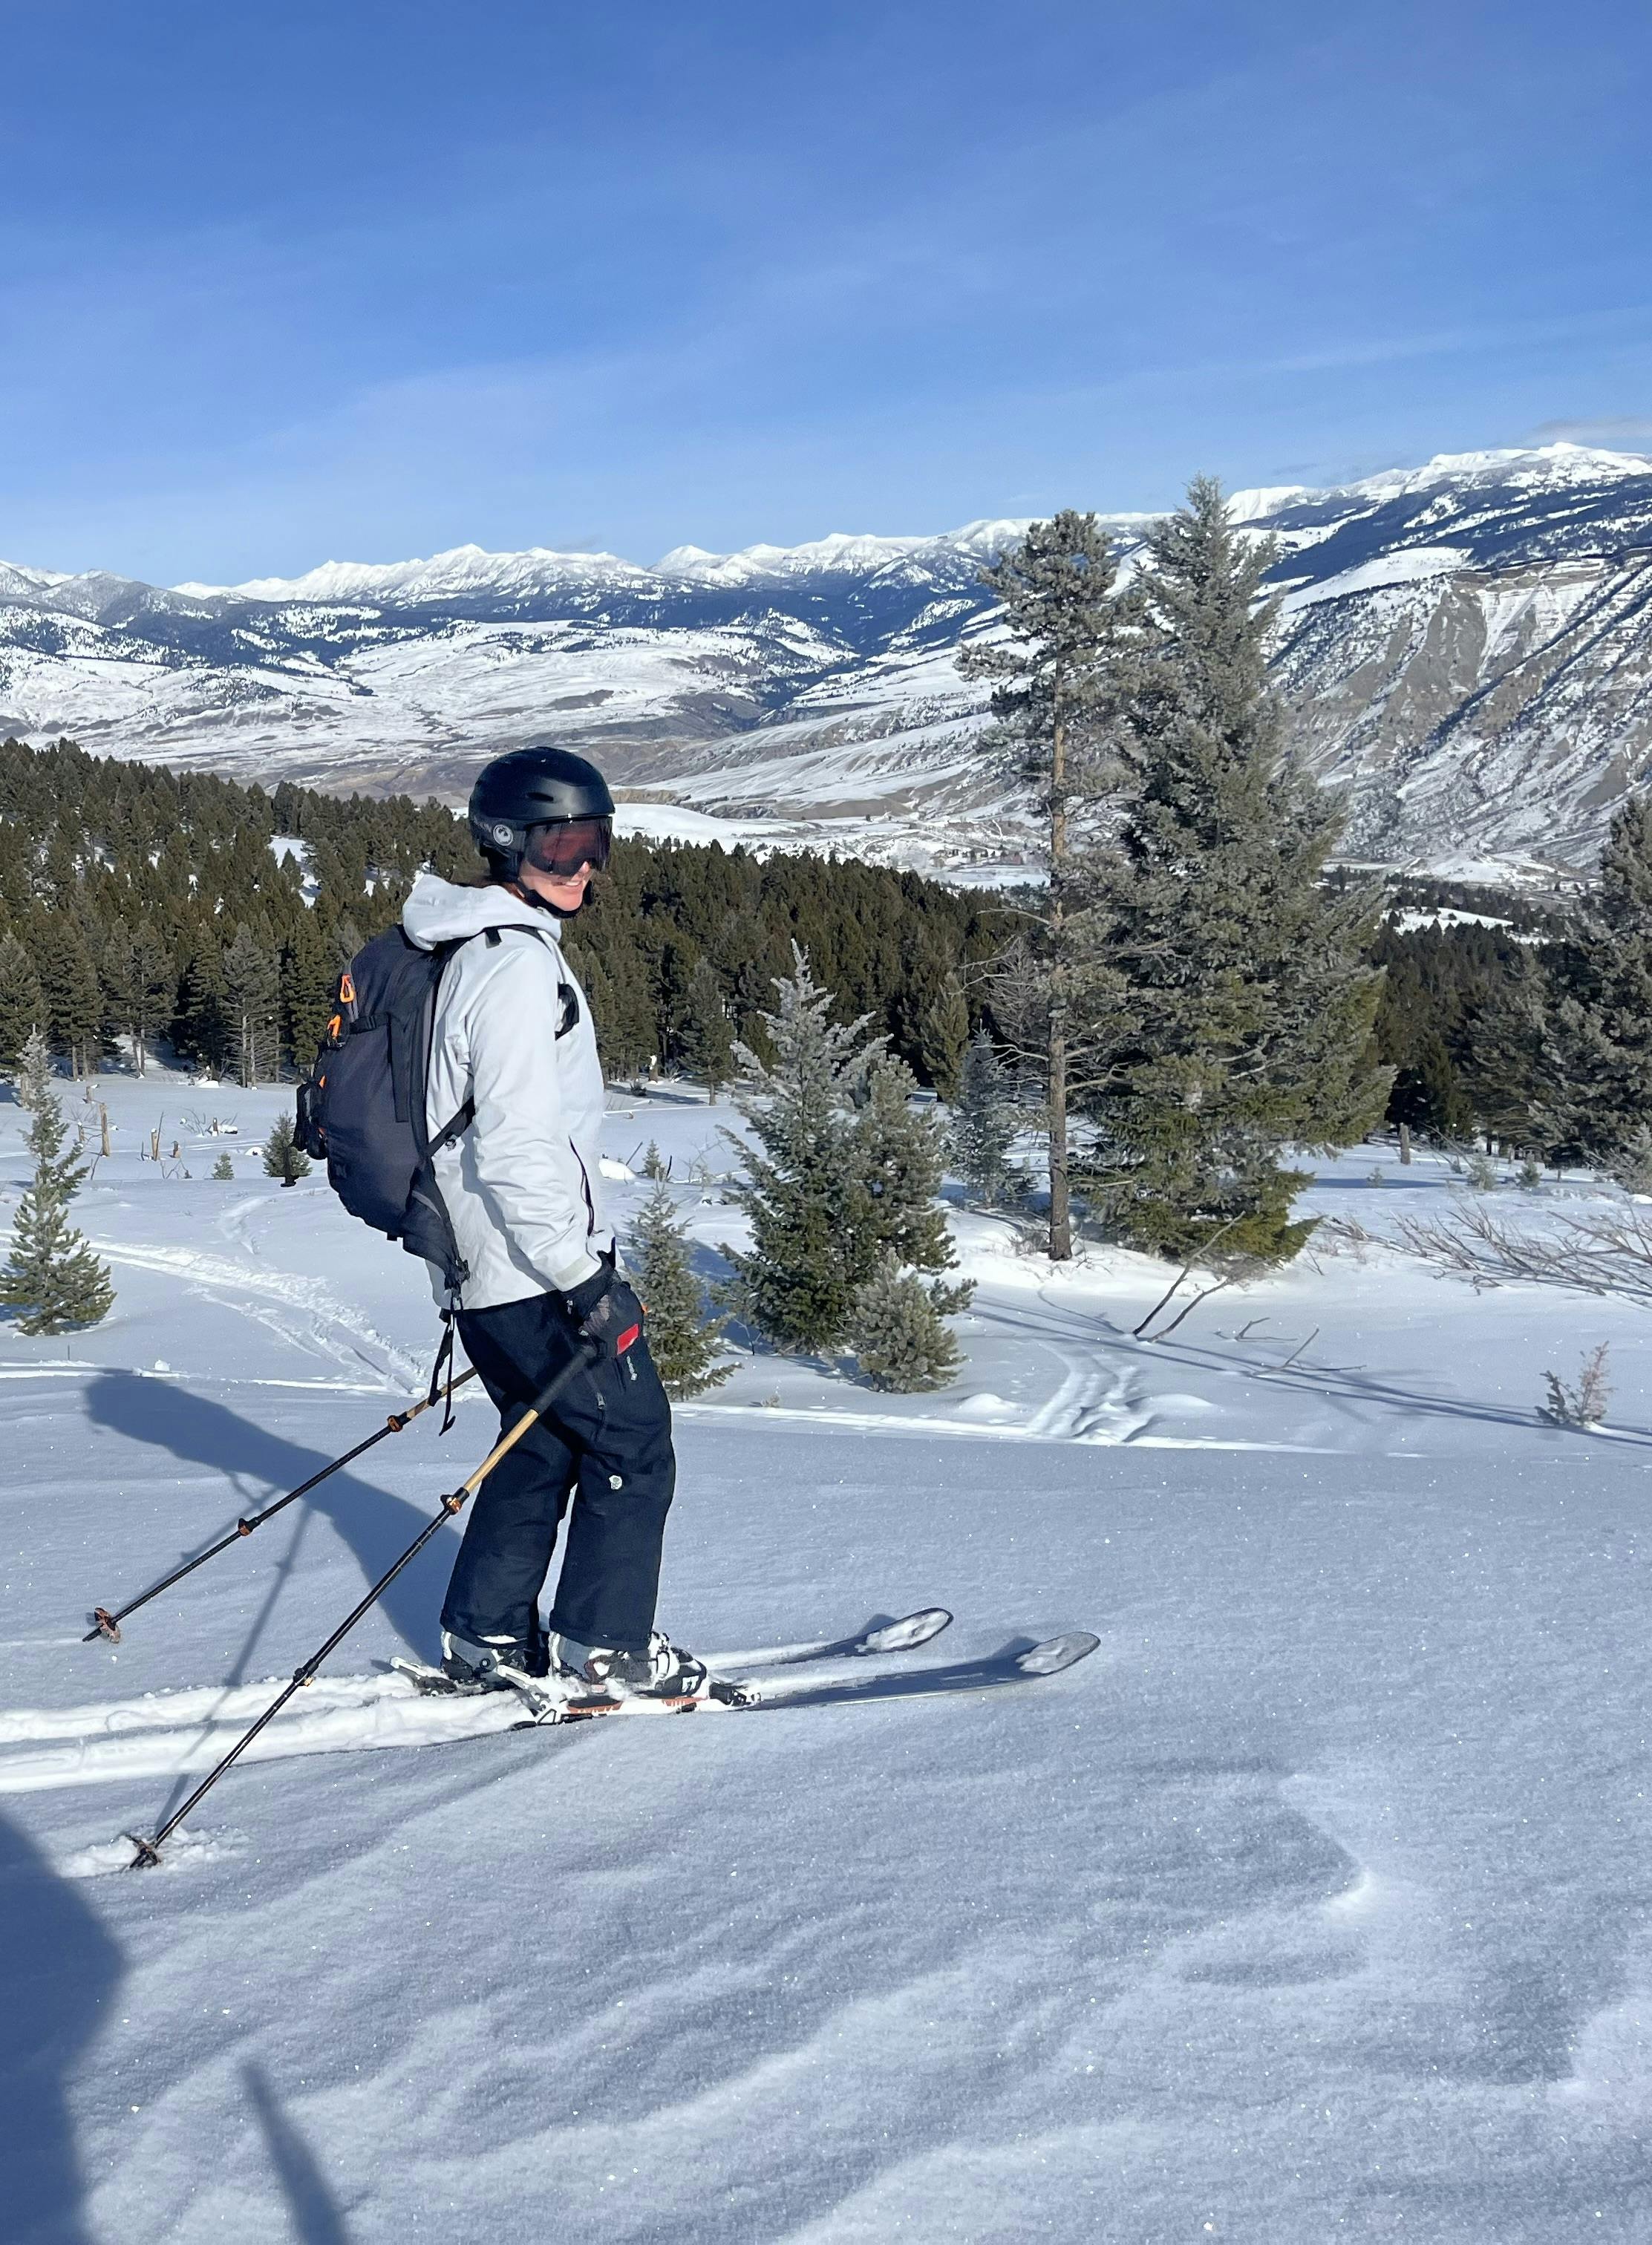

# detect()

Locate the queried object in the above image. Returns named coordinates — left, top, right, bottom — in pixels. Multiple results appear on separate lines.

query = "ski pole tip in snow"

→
left=124, top=1832, right=162, bottom=1872
left=85, top=1607, right=122, bottom=1644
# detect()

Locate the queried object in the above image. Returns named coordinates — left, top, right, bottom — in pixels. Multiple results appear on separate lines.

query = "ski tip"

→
left=857, top=1607, right=953, bottom=1656
left=1014, top=1631, right=1102, bottom=1679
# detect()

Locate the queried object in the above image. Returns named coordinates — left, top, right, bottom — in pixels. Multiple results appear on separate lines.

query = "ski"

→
left=388, top=1604, right=953, bottom=1709
left=513, top=1629, right=1100, bottom=1726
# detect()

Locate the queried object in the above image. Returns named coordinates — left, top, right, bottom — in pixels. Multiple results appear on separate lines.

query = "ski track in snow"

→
left=84, top=1238, right=424, bottom=1389
left=0, top=1645, right=999, bottom=1798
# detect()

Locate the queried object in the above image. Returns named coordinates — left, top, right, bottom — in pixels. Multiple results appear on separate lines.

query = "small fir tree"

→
left=263, top=1113, right=312, bottom=1186
left=211, top=1151, right=235, bottom=1181
left=719, top=949, right=874, bottom=1353
left=950, top=1032, right=1020, bottom=1205
left=0, top=1089, right=114, bottom=1334
left=641, top=1140, right=670, bottom=1180
left=0, top=934, right=45, bottom=1068
left=853, top=1052, right=966, bottom=1287
left=13, top=1025, right=53, bottom=1111
left=628, top=1182, right=734, bottom=1398
left=849, top=1258, right=964, bottom=1392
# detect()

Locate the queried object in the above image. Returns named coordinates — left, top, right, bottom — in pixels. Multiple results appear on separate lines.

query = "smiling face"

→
left=515, top=856, right=592, bottom=914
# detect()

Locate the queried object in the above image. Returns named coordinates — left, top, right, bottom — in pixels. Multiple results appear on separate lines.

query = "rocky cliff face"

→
left=4, top=444, right=1651, bottom=877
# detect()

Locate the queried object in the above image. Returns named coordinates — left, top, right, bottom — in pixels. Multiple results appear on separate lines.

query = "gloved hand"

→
left=559, top=1264, right=645, bottom=1364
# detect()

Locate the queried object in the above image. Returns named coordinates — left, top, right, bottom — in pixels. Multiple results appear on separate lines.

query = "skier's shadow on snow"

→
left=85, top=1374, right=451, bottom=1663
left=0, top=1810, right=122, bottom=2244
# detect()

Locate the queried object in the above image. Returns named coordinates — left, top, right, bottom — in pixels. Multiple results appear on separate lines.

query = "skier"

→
left=399, top=746, right=712, bottom=1711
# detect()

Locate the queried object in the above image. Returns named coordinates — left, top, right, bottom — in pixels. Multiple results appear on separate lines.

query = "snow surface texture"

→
left=6, top=444, right=1652, bottom=879
left=3, top=1070, right=1652, bottom=2239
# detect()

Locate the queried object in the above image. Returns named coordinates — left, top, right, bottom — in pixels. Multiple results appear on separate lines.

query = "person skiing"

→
left=399, top=746, right=711, bottom=1712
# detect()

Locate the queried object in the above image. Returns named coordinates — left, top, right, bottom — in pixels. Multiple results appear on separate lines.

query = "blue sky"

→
left=4, top=0, right=1650, bottom=584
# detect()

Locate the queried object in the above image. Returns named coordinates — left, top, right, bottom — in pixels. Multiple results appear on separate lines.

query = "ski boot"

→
left=561, top=1630, right=754, bottom=1709
left=440, top=1626, right=577, bottom=1720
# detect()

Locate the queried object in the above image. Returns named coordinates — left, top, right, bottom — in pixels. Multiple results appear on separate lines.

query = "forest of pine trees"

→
left=0, top=734, right=1001, bottom=1091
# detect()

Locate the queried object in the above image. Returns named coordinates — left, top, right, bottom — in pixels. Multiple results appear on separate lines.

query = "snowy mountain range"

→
left=5, top=442, right=1652, bottom=878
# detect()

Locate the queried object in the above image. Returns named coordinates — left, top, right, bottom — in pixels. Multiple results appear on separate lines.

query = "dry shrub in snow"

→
left=1539, top=1344, right=1612, bottom=1429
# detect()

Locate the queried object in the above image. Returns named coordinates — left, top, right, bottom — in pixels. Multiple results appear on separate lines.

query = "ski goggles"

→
left=523, top=816, right=613, bottom=878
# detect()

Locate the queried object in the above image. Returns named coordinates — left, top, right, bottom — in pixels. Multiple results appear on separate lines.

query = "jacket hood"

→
left=402, top=872, right=567, bottom=951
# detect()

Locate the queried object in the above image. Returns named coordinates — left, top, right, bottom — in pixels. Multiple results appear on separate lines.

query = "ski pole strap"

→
left=426, top=1314, right=457, bottom=1433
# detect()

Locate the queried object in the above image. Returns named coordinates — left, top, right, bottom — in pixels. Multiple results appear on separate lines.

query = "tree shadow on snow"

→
left=84, top=1373, right=452, bottom=1664
left=0, top=1811, right=123, bottom=2245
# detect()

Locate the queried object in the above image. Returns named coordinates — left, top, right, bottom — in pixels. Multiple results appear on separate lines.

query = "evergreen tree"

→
left=0, top=933, right=45, bottom=1066
left=959, top=512, right=1127, bottom=1258
left=853, top=1052, right=966, bottom=1287
left=1074, top=477, right=1389, bottom=1264
left=627, top=1181, right=734, bottom=1398
left=678, top=958, right=736, bottom=1093
left=263, top=1113, right=312, bottom=1186
left=849, top=1257, right=964, bottom=1392
left=100, top=920, right=172, bottom=1074
left=31, top=915, right=102, bottom=1076
left=719, top=949, right=875, bottom=1353
left=1535, top=798, right=1652, bottom=1165
left=211, top=1151, right=236, bottom=1181
left=951, top=1031, right=1020, bottom=1205
left=279, top=908, right=336, bottom=1069
left=13, top=1025, right=53, bottom=1111
left=0, top=1088, right=114, bottom=1334
left=223, top=924, right=281, bottom=1085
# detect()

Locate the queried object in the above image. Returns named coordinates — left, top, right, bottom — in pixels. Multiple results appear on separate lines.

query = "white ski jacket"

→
left=402, top=873, right=613, bottom=1311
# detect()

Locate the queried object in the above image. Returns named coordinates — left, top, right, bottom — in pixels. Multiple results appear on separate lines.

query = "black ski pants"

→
left=443, top=1289, right=676, bottom=1656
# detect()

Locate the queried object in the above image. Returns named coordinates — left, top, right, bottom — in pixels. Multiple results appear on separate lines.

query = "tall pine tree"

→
left=959, top=512, right=1126, bottom=1258
left=1076, top=477, right=1389, bottom=1264
left=0, top=934, right=45, bottom=1066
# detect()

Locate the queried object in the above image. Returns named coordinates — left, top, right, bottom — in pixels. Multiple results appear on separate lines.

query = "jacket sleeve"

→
left=457, top=938, right=604, bottom=1295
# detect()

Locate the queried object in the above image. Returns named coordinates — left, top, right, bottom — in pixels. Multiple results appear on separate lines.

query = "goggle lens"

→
left=525, top=817, right=613, bottom=877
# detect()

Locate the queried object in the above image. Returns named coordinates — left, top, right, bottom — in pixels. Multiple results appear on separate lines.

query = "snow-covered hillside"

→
left=4, top=1071, right=1652, bottom=2238
left=5, top=443, right=1652, bottom=875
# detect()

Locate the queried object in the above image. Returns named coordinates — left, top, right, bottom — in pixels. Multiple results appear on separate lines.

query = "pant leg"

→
left=450, top=1291, right=676, bottom=1655
left=443, top=1298, right=578, bottom=1647
left=544, top=1331, right=676, bottom=1653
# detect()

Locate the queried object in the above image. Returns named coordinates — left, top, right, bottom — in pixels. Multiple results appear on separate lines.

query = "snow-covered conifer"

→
left=849, top=1258, right=964, bottom=1393
left=628, top=1182, right=733, bottom=1399
left=13, top=1024, right=53, bottom=1112
left=0, top=1089, right=114, bottom=1334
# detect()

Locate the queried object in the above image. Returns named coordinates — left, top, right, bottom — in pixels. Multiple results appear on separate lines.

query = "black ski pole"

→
left=84, top=1367, right=482, bottom=1644
left=124, top=1344, right=597, bottom=1871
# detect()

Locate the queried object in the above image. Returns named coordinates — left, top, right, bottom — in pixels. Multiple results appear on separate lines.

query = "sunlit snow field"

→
left=1, top=1069, right=1649, bottom=2242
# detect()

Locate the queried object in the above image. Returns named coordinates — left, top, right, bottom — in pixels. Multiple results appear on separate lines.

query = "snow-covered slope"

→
left=5, top=1074, right=1652, bottom=2239
left=6, top=444, right=1652, bottom=873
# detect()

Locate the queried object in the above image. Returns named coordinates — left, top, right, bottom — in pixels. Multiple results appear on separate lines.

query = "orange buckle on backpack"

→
left=339, top=972, right=356, bottom=1004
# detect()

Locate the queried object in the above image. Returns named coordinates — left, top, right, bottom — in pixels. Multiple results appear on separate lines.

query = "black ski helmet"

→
left=468, top=746, right=616, bottom=877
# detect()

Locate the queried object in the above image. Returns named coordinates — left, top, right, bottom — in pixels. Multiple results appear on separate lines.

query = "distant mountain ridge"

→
left=4, top=442, right=1652, bottom=879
